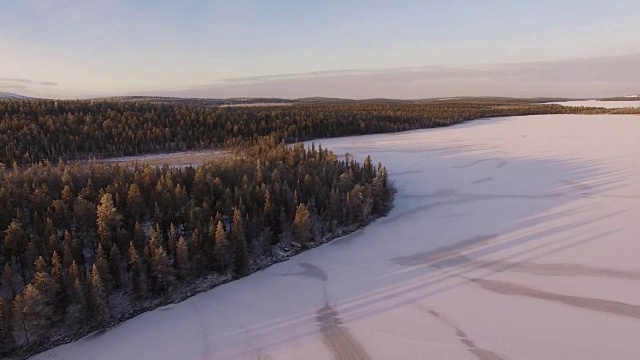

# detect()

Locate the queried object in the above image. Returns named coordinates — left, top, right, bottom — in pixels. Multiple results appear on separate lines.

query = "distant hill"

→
left=95, top=96, right=295, bottom=106
left=0, top=93, right=609, bottom=105
left=0, top=92, right=29, bottom=100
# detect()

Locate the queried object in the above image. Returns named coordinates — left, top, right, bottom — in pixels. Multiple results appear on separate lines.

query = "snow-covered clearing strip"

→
left=94, top=149, right=226, bottom=167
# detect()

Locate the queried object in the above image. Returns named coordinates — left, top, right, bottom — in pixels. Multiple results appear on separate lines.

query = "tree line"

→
left=0, top=138, right=393, bottom=357
left=3, top=99, right=635, bottom=165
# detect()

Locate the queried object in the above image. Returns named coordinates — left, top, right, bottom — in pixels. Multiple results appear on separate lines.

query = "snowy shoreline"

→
left=14, top=217, right=388, bottom=360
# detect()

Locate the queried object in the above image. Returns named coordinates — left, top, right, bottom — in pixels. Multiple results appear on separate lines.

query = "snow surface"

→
left=33, top=114, right=640, bottom=360
left=547, top=100, right=640, bottom=108
left=92, top=150, right=225, bottom=168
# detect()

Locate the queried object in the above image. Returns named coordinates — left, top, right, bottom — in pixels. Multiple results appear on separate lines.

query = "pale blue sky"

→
left=1, top=0, right=640, bottom=98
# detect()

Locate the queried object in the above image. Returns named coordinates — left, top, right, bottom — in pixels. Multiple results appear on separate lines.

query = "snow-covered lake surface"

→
left=34, top=115, right=640, bottom=360
left=547, top=100, right=640, bottom=108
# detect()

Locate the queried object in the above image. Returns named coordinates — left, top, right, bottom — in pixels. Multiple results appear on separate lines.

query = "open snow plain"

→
left=34, top=115, right=640, bottom=360
left=548, top=100, right=640, bottom=108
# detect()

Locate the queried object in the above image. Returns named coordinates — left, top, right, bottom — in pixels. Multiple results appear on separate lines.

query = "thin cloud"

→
left=0, top=77, right=59, bottom=97
left=0, top=83, right=29, bottom=90
left=0, top=78, right=58, bottom=86
left=0, top=78, right=34, bottom=84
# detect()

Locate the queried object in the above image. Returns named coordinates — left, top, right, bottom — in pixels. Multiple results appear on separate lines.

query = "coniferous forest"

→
left=2, top=99, right=636, bottom=165
left=0, top=136, right=392, bottom=357
left=0, top=98, right=635, bottom=358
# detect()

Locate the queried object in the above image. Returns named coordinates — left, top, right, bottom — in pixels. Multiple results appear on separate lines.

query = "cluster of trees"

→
left=2, top=99, right=631, bottom=165
left=0, top=138, right=393, bottom=356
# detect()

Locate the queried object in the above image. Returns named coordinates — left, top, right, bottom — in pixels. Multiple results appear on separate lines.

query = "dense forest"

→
left=2, top=99, right=637, bottom=165
left=0, top=137, right=393, bottom=357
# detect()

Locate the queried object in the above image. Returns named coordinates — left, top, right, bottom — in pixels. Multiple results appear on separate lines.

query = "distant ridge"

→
left=0, top=92, right=29, bottom=100
left=0, top=93, right=627, bottom=104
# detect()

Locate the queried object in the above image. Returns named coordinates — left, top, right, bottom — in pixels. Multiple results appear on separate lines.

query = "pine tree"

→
left=29, top=256, right=59, bottom=331
left=68, top=261, right=83, bottom=303
left=132, top=222, right=145, bottom=251
left=50, top=251, right=66, bottom=312
left=150, top=245, right=174, bottom=294
left=90, top=264, right=109, bottom=327
left=175, top=236, right=190, bottom=279
left=95, top=245, right=113, bottom=291
left=168, top=223, right=179, bottom=257
left=189, top=227, right=205, bottom=276
left=264, top=188, right=272, bottom=226
left=62, top=242, right=74, bottom=269
left=128, top=242, right=146, bottom=298
left=213, top=221, right=229, bottom=272
left=3, top=217, right=23, bottom=264
left=126, top=183, right=144, bottom=222
left=363, top=155, right=374, bottom=182
left=68, top=261, right=88, bottom=324
left=256, top=159, right=264, bottom=185
left=232, top=209, right=248, bottom=276
left=73, top=197, right=97, bottom=236
left=109, top=244, right=123, bottom=288
left=51, top=251, right=64, bottom=285
left=96, top=193, right=122, bottom=249
left=61, top=184, right=75, bottom=206
left=19, top=284, right=47, bottom=341
left=292, top=203, right=312, bottom=247
left=207, top=217, right=216, bottom=265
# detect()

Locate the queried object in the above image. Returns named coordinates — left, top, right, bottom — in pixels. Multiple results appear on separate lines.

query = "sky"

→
left=1, top=0, right=640, bottom=99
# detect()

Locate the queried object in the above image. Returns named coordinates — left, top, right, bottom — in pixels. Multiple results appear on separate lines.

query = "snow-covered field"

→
left=33, top=115, right=640, bottom=360
left=548, top=100, right=640, bottom=108
left=93, top=149, right=226, bottom=167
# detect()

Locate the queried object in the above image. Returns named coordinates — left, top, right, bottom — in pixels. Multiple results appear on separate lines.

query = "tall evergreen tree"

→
left=3, top=217, right=23, bottom=264
left=109, top=244, right=123, bottom=288
left=150, top=245, right=174, bottom=294
left=128, top=242, right=147, bottom=299
left=90, top=264, right=109, bottom=327
left=126, top=183, right=145, bottom=223
left=213, top=221, right=229, bottom=273
left=175, top=236, right=190, bottom=279
left=292, top=203, right=312, bottom=247
left=96, top=193, right=122, bottom=249
left=232, top=209, right=248, bottom=276
left=50, top=251, right=66, bottom=312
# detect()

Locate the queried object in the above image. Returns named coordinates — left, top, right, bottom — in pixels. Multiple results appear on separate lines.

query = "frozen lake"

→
left=34, top=114, right=640, bottom=360
left=548, top=100, right=640, bottom=108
